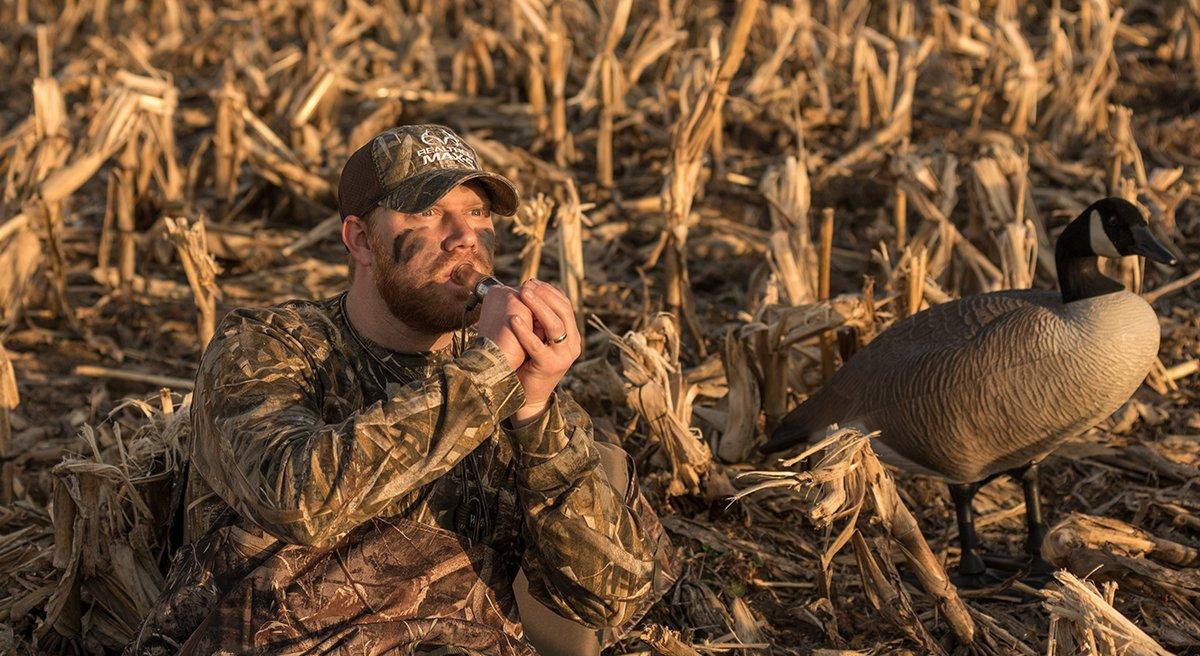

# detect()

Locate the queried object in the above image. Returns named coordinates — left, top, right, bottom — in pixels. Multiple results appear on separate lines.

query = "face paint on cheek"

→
left=476, top=228, right=496, bottom=257
left=391, top=229, right=428, bottom=266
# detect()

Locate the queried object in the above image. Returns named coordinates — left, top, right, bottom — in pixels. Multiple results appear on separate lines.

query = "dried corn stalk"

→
left=994, top=21, right=1041, bottom=136
left=761, top=154, right=816, bottom=306
left=240, top=104, right=332, bottom=201
left=733, top=428, right=976, bottom=645
left=996, top=219, right=1038, bottom=290
left=546, top=3, right=573, bottom=166
left=744, top=3, right=805, bottom=99
left=40, top=70, right=172, bottom=298
left=0, top=225, right=42, bottom=326
left=592, top=0, right=632, bottom=188
left=850, top=30, right=898, bottom=131
left=850, top=531, right=942, bottom=653
left=716, top=330, right=760, bottom=463
left=594, top=313, right=712, bottom=496
left=729, top=596, right=763, bottom=644
left=556, top=181, right=586, bottom=339
left=1044, top=513, right=1199, bottom=568
left=212, top=66, right=246, bottom=207
left=971, top=157, right=1018, bottom=234
left=1042, top=513, right=1200, bottom=604
left=717, top=297, right=870, bottom=463
left=817, top=37, right=933, bottom=185
left=163, top=217, right=222, bottom=350
left=512, top=193, right=555, bottom=282
left=969, top=145, right=1054, bottom=285
left=0, top=343, right=17, bottom=504
left=902, top=245, right=928, bottom=317
left=661, top=0, right=760, bottom=351
left=620, top=7, right=684, bottom=89
left=39, top=396, right=191, bottom=652
left=641, top=622, right=702, bottom=656
left=1043, top=572, right=1172, bottom=656
left=1103, top=108, right=1151, bottom=295
left=451, top=20, right=505, bottom=97
left=1040, top=1, right=1124, bottom=138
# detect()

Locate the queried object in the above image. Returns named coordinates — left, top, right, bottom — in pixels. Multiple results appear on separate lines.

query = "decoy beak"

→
left=1129, top=225, right=1178, bottom=265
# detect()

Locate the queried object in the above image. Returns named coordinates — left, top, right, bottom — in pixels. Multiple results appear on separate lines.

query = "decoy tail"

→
left=760, top=410, right=817, bottom=454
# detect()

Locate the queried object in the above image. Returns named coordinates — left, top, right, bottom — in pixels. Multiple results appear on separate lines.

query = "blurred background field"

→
left=0, top=0, right=1198, bottom=653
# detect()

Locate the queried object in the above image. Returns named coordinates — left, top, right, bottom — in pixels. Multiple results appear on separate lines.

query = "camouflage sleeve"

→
left=190, top=310, right=525, bottom=548
left=504, top=391, right=659, bottom=628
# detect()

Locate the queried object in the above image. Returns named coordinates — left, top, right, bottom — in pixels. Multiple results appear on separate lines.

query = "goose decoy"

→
left=761, top=198, right=1177, bottom=587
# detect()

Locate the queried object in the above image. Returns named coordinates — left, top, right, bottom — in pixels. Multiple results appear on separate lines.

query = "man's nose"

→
left=442, top=212, right=478, bottom=251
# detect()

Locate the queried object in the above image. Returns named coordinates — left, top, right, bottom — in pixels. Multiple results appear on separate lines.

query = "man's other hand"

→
left=509, top=280, right=580, bottom=424
left=477, top=285, right=533, bottom=371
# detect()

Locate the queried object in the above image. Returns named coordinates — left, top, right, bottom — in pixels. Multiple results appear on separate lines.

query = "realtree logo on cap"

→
left=416, top=127, right=478, bottom=168
left=338, top=124, right=521, bottom=220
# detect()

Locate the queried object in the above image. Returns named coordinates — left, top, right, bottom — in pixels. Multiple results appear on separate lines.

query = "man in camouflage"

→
left=126, top=125, right=677, bottom=655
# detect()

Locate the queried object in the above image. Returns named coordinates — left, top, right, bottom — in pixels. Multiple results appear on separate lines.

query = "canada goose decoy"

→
left=761, top=198, right=1177, bottom=587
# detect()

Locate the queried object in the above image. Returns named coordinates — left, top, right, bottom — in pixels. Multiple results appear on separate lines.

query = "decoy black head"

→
left=1061, top=197, right=1177, bottom=265
left=1055, top=198, right=1178, bottom=303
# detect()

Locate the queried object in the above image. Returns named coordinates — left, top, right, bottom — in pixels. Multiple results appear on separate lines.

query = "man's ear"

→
left=342, top=214, right=375, bottom=270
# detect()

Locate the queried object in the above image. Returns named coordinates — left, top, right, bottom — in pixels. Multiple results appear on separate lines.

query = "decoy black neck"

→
left=1054, top=217, right=1125, bottom=303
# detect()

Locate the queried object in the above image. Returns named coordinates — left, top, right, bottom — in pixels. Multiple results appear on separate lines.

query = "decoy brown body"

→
left=762, top=198, right=1177, bottom=586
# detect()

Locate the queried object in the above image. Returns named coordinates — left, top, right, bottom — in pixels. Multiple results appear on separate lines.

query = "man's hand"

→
left=508, top=279, right=581, bottom=425
left=476, top=285, right=534, bottom=371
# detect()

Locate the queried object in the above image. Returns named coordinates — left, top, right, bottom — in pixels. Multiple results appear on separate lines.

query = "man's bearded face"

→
left=365, top=184, right=497, bottom=334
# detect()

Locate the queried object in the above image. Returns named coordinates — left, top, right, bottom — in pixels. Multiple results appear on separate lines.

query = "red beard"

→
left=367, top=230, right=493, bottom=334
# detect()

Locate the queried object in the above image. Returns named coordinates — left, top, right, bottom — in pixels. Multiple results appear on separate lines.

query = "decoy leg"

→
left=948, top=481, right=990, bottom=586
left=1015, top=463, right=1046, bottom=555
left=1014, top=462, right=1054, bottom=583
left=977, top=462, right=1055, bottom=586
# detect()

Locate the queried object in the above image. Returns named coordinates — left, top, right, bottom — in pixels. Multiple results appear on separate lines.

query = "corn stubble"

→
left=0, top=0, right=1198, bottom=654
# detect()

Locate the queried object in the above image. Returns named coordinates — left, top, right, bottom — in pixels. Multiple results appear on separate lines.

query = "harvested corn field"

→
left=1, top=0, right=1200, bottom=653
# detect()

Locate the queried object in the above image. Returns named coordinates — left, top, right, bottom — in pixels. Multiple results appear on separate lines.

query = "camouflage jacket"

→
left=126, top=292, right=676, bottom=656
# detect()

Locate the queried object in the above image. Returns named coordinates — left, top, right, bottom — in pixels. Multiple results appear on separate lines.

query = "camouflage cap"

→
left=338, top=124, right=520, bottom=220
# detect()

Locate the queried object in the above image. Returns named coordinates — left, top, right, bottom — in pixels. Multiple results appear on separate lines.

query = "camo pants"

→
left=125, top=442, right=676, bottom=656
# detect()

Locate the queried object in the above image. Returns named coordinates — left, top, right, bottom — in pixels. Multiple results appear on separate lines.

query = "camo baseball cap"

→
left=338, top=124, right=520, bottom=220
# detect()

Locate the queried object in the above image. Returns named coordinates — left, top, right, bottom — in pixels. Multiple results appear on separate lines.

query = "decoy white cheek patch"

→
left=1088, top=210, right=1122, bottom=258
